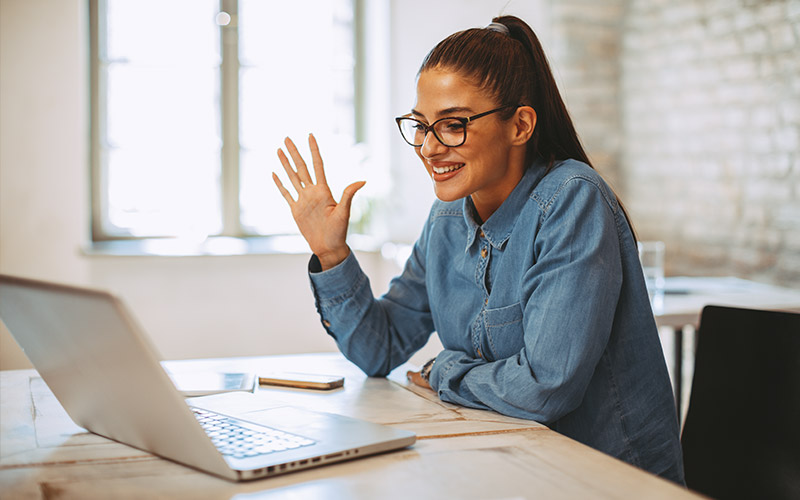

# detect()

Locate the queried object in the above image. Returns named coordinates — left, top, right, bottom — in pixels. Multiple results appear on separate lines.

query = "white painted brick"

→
left=758, top=56, right=780, bottom=78
left=752, top=106, right=780, bottom=128
left=553, top=2, right=624, bottom=24
left=742, top=28, right=770, bottom=53
left=768, top=22, right=797, bottom=50
left=744, top=180, right=793, bottom=202
left=724, top=108, right=749, bottom=127
left=707, top=14, right=736, bottom=36
left=793, top=16, right=800, bottom=41
left=734, top=9, right=759, bottom=31
left=779, top=101, right=800, bottom=124
left=774, top=206, right=800, bottom=229
left=757, top=2, right=790, bottom=23
left=704, top=0, right=739, bottom=18
left=741, top=205, right=770, bottom=226
left=704, top=36, right=740, bottom=58
left=664, top=3, right=704, bottom=25
left=790, top=0, right=800, bottom=20
left=731, top=248, right=776, bottom=270
left=723, top=57, right=759, bottom=79
left=774, top=127, right=800, bottom=152
left=784, top=229, right=800, bottom=252
left=775, top=263, right=800, bottom=284
left=757, top=153, right=793, bottom=178
left=748, top=131, right=774, bottom=154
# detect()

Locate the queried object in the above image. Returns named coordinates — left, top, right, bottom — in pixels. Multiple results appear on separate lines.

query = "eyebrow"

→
left=411, top=106, right=475, bottom=120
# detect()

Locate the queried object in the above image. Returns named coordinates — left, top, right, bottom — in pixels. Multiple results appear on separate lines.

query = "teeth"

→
left=432, top=163, right=464, bottom=174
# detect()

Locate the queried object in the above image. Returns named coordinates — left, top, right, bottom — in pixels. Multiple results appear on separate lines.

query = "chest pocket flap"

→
left=483, top=301, right=524, bottom=361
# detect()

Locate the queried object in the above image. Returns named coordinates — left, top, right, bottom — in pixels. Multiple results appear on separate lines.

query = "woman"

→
left=273, top=16, right=685, bottom=484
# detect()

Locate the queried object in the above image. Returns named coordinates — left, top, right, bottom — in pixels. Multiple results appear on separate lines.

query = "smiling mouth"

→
left=431, top=163, right=464, bottom=174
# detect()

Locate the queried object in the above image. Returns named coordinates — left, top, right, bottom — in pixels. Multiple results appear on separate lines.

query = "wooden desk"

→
left=655, top=277, right=800, bottom=418
left=1, top=353, right=700, bottom=499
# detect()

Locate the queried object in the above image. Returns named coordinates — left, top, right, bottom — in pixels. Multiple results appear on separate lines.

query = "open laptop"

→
left=0, top=274, right=416, bottom=481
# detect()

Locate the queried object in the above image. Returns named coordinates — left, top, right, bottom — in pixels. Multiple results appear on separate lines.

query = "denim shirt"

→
left=308, top=159, right=685, bottom=484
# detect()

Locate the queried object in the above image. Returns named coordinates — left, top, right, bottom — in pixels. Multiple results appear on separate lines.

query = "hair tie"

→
left=485, top=22, right=510, bottom=35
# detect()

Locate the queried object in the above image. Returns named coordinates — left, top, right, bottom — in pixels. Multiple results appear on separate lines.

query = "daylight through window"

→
left=90, top=0, right=360, bottom=240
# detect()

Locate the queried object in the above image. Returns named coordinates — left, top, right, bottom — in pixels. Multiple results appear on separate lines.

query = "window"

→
left=90, top=0, right=373, bottom=242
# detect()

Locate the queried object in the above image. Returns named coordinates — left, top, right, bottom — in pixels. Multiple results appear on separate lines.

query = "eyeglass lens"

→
left=398, top=118, right=466, bottom=147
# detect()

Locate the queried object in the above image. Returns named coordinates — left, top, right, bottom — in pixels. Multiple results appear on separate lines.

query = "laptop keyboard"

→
left=191, top=407, right=315, bottom=459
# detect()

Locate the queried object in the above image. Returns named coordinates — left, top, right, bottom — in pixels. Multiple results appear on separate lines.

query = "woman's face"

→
left=412, top=68, right=526, bottom=220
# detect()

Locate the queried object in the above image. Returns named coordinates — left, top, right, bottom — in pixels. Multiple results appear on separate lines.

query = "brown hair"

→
left=419, top=15, right=635, bottom=233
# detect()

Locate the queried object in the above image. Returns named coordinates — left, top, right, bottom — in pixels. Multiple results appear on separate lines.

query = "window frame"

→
left=88, top=0, right=363, bottom=243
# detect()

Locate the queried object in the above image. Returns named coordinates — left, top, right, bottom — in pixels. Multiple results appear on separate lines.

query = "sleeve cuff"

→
left=308, top=251, right=366, bottom=304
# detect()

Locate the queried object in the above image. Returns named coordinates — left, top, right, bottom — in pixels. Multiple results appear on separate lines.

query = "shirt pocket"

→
left=483, top=301, right=525, bottom=361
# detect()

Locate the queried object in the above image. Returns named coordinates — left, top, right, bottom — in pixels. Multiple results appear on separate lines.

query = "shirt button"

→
left=484, top=298, right=488, bottom=306
left=480, top=248, right=488, bottom=258
left=479, top=229, right=485, bottom=238
left=322, top=320, right=331, bottom=327
left=477, top=348, right=483, bottom=358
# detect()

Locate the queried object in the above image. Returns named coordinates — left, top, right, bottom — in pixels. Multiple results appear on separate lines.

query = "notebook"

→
left=0, top=274, right=416, bottom=481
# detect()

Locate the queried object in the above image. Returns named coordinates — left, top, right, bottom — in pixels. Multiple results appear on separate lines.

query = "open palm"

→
left=273, top=134, right=365, bottom=270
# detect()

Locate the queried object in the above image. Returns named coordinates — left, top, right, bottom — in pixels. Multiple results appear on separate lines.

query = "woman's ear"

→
left=510, top=106, right=536, bottom=146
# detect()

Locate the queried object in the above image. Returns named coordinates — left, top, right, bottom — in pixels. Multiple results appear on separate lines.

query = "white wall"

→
left=0, top=0, right=545, bottom=370
left=1, top=0, right=92, bottom=368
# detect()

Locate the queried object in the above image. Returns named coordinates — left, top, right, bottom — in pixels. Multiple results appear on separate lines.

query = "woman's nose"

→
left=419, top=130, right=447, bottom=158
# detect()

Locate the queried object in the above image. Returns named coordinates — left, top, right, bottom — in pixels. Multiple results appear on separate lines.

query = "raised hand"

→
left=273, top=134, right=365, bottom=270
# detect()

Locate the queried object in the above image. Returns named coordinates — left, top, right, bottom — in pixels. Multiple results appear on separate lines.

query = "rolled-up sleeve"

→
left=309, top=229, right=435, bottom=377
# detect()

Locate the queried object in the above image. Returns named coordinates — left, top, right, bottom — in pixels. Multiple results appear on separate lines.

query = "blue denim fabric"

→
left=308, top=158, right=685, bottom=484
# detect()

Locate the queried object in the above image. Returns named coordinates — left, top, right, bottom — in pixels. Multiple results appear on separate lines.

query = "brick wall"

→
left=621, top=0, right=799, bottom=286
left=550, top=0, right=799, bottom=287
left=549, top=0, right=625, bottom=190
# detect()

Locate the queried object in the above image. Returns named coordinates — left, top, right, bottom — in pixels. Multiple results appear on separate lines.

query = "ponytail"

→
left=494, top=16, right=593, bottom=170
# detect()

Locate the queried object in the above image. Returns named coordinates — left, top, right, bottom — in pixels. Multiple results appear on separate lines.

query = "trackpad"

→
left=241, top=406, right=379, bottom=442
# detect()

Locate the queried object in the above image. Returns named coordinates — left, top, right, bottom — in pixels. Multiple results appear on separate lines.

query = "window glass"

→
left=95, top=0, right=359, bottom=240
left=102, top=0, right=222, bottom=237
left=238, top=0, right=356, bottom=235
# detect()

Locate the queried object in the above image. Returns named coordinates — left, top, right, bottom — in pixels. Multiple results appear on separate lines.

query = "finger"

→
left=339, top=181, right=366, bottom=214
left=272, top=172, right=296, bottom=205
left=406, top=370, right=430, bottom=389
left=277, top=147, right=304, bottom=192
left=308, top=133, right=328, bottom=187
left=284, top=137, right=314, bottom=186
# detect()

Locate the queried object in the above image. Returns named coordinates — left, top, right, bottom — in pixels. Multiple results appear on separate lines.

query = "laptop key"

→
left=191, top=407, right=315, bottom=458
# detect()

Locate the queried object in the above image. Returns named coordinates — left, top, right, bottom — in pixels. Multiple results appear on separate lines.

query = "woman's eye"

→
left=445, top=122, right=465, bottom=131
left=412, top=123, right=427, bottom=131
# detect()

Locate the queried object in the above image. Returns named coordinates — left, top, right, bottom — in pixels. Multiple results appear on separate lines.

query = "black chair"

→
left=681, top=305, right=800, bottom=500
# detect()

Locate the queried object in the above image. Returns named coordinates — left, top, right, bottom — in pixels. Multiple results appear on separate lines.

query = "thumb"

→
left=339, top=180, right=366, bottom=213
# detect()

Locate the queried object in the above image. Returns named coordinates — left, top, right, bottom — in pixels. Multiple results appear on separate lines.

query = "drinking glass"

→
left=638, top=241, right=665, bottom=312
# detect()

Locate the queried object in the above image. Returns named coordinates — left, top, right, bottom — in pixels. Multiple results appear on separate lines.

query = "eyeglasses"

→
left=395, top=105, right=518, bottom=148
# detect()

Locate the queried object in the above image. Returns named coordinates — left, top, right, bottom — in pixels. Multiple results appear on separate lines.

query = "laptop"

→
left=0, top=274, right=416, bottom=481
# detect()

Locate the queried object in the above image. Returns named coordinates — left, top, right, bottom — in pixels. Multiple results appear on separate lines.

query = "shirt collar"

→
left=462, top=159, right=547, bottom=252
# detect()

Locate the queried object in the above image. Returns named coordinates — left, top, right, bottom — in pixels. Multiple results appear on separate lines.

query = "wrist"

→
left=420, top=357, right=436, bottom=383
left=317, top=246, right=351, bottom=271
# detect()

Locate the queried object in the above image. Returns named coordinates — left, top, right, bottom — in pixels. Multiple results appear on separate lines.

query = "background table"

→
left=655, top=277, right=800, bottom=419
left=0, top=353, right=702, bottom=499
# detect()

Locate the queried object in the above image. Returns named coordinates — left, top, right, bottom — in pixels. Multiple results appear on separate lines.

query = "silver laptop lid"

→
left=0, top=274, right=235, bottom=480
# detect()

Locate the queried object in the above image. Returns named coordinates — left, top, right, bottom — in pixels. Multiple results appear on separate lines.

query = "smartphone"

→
left=258, top=372, right=344, bottom=390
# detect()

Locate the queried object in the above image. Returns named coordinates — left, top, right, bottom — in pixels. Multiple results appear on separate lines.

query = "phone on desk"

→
left=258, top=372, right=345, bottom=390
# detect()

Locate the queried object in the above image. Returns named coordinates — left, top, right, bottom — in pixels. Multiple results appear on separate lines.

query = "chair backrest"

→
left=681, top=305, right=800, bottom=500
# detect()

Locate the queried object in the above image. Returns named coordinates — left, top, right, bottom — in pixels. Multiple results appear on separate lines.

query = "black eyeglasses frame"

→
left=394, top=104, right=520, bottom=148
